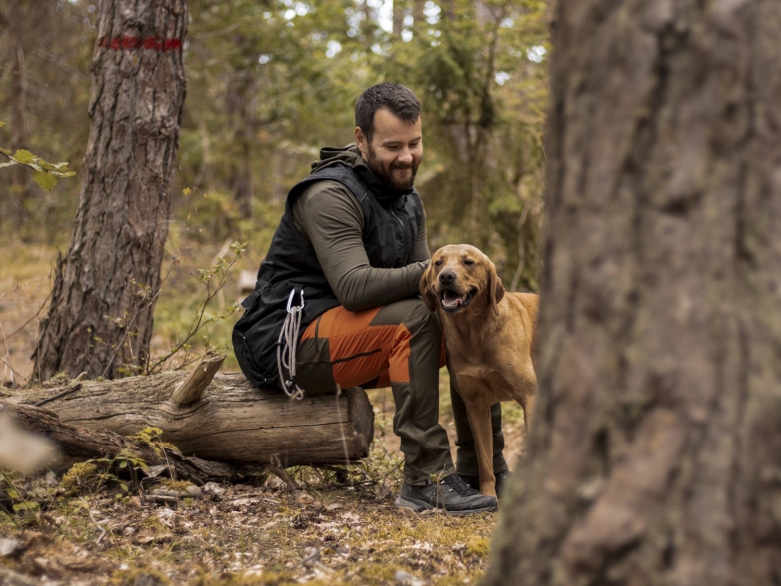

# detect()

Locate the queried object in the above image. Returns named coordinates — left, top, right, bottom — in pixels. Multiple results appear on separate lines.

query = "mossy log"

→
left=6, top=354, right=375, bottom=468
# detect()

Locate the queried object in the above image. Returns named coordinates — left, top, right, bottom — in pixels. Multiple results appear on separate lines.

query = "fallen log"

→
left=7, top=354, right=375, bottom=467
left=1, top=401, right=246, bottom=484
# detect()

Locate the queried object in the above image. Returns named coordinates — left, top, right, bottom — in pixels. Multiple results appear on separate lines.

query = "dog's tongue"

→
left=442, top=290, right=466, bottom=308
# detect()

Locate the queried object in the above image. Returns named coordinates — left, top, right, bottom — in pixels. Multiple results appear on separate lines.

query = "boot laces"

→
left=441, top=474, right=479, bottom=496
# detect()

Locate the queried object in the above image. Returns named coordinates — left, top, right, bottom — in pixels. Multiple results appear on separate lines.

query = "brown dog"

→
left=420, top=244, right=538, bottom=497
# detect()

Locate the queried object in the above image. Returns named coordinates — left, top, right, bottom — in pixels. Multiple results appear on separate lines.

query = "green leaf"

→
left=33, top=170, right=59, bottom=191
left=13, top=501, right=40, bottom=512
left=12, top=149, right=35, bottom=165
left=0, top=121, right=5, bottom=128
left=118, top=460, right=128, bottom=469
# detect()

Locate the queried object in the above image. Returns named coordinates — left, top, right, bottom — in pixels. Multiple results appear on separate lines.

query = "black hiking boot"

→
left=395, top=474, right=498, bottom=515
left=461, top=470, right=510, bottom=499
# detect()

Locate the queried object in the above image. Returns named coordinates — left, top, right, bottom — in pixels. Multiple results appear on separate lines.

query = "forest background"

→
left=0, top=0, right=548, bottom=382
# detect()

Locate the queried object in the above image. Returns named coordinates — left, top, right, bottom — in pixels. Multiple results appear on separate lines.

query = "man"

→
left=233, top=82, right=506, bottom=514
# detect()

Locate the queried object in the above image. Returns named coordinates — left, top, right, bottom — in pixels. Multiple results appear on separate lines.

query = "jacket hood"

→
left=310, top=144, right=366, bottom=173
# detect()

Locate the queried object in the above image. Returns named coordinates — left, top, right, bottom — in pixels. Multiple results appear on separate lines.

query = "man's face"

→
left=355, top=108, right=423, bottom=191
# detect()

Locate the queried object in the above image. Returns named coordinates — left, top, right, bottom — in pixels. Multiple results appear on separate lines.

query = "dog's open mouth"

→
left=439, top=288, right=477, bottom=313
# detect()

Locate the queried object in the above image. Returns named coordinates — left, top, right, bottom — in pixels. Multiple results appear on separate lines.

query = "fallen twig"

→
left=81, top=498, right=108, bottom=545
left=267, top=464, right=301, bottom=491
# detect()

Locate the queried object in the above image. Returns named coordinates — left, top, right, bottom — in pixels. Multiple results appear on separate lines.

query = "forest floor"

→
left=0, top=241, right=526, bottom=585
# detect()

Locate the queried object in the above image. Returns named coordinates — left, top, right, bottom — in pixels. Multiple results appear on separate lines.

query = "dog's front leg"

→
left=462, top=394, right=496, bottom=498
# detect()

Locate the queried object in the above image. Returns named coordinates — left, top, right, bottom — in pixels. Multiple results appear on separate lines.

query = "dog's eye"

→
left=434, top=259, right=443, bottom=266
left=463, top=259, right=475, bottom=266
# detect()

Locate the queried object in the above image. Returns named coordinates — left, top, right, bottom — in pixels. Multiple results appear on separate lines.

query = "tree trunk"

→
left=4, top=1, right=30, bottom=229
left=412, top=0, right=425, bottom=27
left=227, top=72, right=256, bottom=219
left=360, top=0, right=375, bottom=49
left=32, top=0, right=188, bottom=381
left=8, top=357, right=375, bottom=467
left=485, top=1, right=781, bottom=585
left=393, top=0, right=404, bottom=36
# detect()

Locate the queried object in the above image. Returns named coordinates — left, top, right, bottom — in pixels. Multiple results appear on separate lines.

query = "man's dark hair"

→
left=355, top=82, right=421, bottom=143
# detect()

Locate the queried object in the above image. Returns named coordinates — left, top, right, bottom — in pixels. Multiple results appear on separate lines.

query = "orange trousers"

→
left=297, top=302, right=445, bottom=391
left=293, top=297, right=453, bottom=485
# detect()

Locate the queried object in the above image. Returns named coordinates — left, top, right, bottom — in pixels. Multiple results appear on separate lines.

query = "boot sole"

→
left=395, top=496, right=498, bottom=516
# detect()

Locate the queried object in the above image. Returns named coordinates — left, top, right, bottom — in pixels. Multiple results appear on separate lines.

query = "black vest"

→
left=232, top=164, right=424, bottom=388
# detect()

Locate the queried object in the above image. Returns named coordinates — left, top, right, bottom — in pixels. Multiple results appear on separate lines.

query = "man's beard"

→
left=366, top=144, right=419, bottom=191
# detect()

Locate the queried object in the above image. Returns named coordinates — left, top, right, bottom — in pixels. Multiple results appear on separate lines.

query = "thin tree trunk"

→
left=7, top=2, right=30, bottom=228
left=485, top=1, right=781, bottom=585
left=393, top=0, right=404, bottom=36
left=227, top=73, right=256, bottom=218
left=467, top=5, right=502, bottom=247
left=360, top=0, right=375, bottom=49
left=412, top=0, right=425, bottom=28
left=232, top=139, right=254, bottom=218
left=33, top=0, right=188, bottom=381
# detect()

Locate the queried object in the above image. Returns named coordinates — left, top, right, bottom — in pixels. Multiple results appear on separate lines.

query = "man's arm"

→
left=293, top=181, right=427, bottom=312
left=411, top=205, right=431, bottom=262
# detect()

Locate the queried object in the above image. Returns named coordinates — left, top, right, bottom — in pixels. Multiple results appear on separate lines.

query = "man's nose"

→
left=397, top=149, right=413, bottom=164
left=438, top=270, right=456, bottom=285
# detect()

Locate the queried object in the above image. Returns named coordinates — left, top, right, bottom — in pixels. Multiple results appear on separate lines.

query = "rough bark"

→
left=33, top=0, right=188, bottom=381
left=485, top=1, right=781, bottom=585
left=7, top=367, right=375, bottom=467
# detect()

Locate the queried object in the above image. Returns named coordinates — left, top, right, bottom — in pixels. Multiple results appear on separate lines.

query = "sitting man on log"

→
left=233, top=82, right=501, bottom=515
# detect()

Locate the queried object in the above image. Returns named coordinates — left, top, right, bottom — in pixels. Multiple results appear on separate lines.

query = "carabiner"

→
left=286, top=288, right=305, bottom=313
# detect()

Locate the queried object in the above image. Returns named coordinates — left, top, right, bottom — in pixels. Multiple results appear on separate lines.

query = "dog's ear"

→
left=419, top=263, right=439, bottom=312
left=489, top=260, right=505, bottom=316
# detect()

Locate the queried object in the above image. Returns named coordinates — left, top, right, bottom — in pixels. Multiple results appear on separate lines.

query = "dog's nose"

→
left=439, top=270, right=456, bottom=285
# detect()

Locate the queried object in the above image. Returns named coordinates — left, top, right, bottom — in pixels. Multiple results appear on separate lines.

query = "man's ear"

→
left=355, top=126, right=368, bottom=157
left=419, top=264, right=439, bottom=313
left=488, top=260, right=505, bottom=316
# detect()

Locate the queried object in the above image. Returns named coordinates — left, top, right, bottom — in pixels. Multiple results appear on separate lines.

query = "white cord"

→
left=277, top=289, right=305, bottom=400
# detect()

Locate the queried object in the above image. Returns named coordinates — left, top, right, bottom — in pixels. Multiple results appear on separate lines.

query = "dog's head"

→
left=420, top=244, right=505, bottom=316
